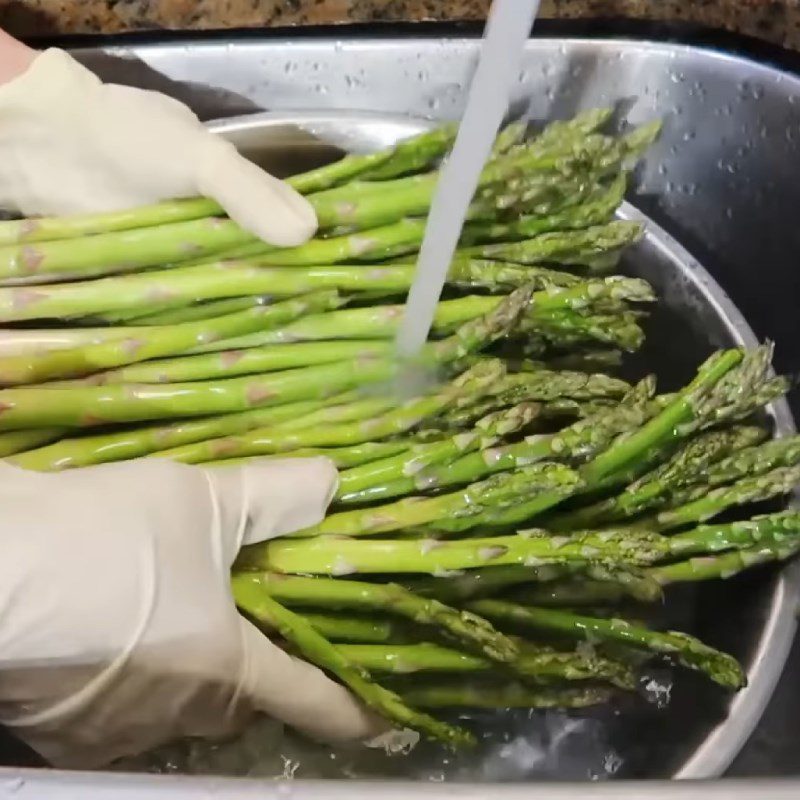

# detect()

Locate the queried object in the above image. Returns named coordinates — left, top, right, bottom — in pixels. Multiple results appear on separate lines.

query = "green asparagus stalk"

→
left=73, top=340, right=393, bottom=386
left=213, top=442, right=414, bottom=470
left=336, top=402, right=541, bottom=499
left=400, top=682, right=613, bottom=710
left=468, top=600, right=745, bottom=689
left=291, top=463, right=581, bottom=539
left=578, top=348, right=747, bottom=486
left=459, top=174, right=627, bottom=247
left=231, top=577, right=474, bottom=747
left=0, top=257, right=538, bottom=325
left=0, top=428, right=66, bottom=458
left=460, top=221, right=643, bottom=268
left=650, top=519, right=800, bottom=585
left=193, top=276, right=652, bottom=355
left=686, top=435, right=800, bottom=490
left=645, top=464, right=800, bottom=532
left=8, top=396, right=344, bottom=470
left=126, top=296, right=267, bottom=326
left=338, top=641, right=636, bottom=689
left=0, top=291, right=344, bottom=386
left=302, top=612, right=397, bottom=643
left=258, top=512, right=794, bottom=576
left=236, top=573, right=518, bottom=665
left=550, top=425, right=770, bottom=530
left=404, top=562, right=661, bottom=604
left=339, top=378, right=656, bottom=504
left=0, top=197, right=220, bottom=246
left=156, top=360, right=504, bottom=464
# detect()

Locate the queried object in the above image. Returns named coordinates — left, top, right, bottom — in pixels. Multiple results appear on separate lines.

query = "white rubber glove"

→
left=0, top=456, right=383, bottom=769
left=0, top=48, right=316, bottom=247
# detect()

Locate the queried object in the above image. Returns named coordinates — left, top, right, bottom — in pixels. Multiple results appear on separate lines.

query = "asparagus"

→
left=8, top=396, right=343, bottom=471
left=0, top=291, right=344, bottom=386
left=645, top=463, right=800, bottom=532
left=687, top=434, right=800, bottom=490
left=401, top=682, right=613, bottom=710
left=207, top=441, right=413, bottom=471
left=76, top=340, right=394, bottom=386
left=291, top=464, right=581, bottom=539
left=231, top=576, right=474, bottom=747
left=128, top=296, right=267, bottom=326
left=191, top=276, right=652, bottom=355
left=260, top=511, right=792, bottom=576
left=336, top=402, right=541, bottom=499
left=156, top=361, right=503, bottom=464
left=0, top=197, right=219, bottom=246
left=469, top=600, right=745, bottom=689
left=0, top=257, right=538, bottom=325
left=302, top=613, right=397, bottom=643
left=0, top=282, right=532, bottom=431
left=551, top=425, right=769, bottom=530
left=459, top=173, right=627, bottom=247
left=338, top=641, right=636, bottom=689
left=339, top=378, right=656, bottom=504
left=578, top=348, right=747, bottom=487
left=236, top=573, right=518, bottom=665
left=0, top=358, right=397, bottom=430
left=0, top=428, right=66, bottom=458
left=460, top=221, right=643, bottom=268
left=404, top=562, right=661, bottom=604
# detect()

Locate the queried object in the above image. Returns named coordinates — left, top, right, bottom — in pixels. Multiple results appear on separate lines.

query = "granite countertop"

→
left=0, top=1, right=799, bottom=48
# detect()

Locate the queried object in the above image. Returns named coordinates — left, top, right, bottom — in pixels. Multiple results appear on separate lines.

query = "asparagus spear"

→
left=686, top=435, right=800, bottom=490
left=193, top=276, right=652, bottom=354
left=9, top=396, right=339, bottom=471
left=77, top=340, right=394, bottom=386
left=127, top=295, right=267, bottom=326
left=469, top=600, right=745, bottom=689
left=460, top=221, right=643, bottom=268
left=259, top=513, right=791, bottom=576
left=338, top=641, right=636, bottom=689
left=0, top=257, right=538, bottom=324
left=291, top=463, right=581, bottom=539
left=645, top=463, right=800, bottom=532
left=156, top=361, right=504, bottom=464
left=0, top=428, right=66, bottom=458
left=404, top=562, right=661, bottom=604
left=0, top=197, right=219, bottom=246
left=578, top=348, right=747, bottom=487
left=550, top=425, right=769, bottom=530
left=301, top=613, right=397, bottom=644
left=339, top=378, right=656, bottom=504
left=0, top=286, right=531, bottom=431
left=236, top=573, right=518, bottom=665
left=336, top=402, right=541, bottom=499
left=205, top=441, right=412, bottom=471
left=231, top=576, right=474, bottom=747
left=401, top=682, right=613, bottom=710
left=0, top=291, right=344, bottom=386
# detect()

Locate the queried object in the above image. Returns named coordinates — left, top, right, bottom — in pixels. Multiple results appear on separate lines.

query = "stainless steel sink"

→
left=1, top=31, right=798, bottom=797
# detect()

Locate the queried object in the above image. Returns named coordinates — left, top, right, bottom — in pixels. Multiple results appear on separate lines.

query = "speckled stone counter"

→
left=1, top=1, right=799, bottom=49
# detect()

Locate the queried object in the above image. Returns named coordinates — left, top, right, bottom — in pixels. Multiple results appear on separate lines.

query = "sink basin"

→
left=0, top=31, right=797, bottom=797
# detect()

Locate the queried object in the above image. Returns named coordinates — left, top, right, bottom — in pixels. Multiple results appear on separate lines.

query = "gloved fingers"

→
left=204, top=456, right=338, bottom=562
left=195, top=138, right=318, bottom=247
left=237, top=617, right=385, bottom=742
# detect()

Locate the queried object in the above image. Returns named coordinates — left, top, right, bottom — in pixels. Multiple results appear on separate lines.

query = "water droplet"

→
left=665, top=180, right=675, bottom=193
left=417, top=69, right=429, bottom=82
left=790, top=95, right=798, bottom=105
left=682, top=130, right=695, bottom=142
left=518, top=69, right=529, bottom=83
left=427, top=97, right=440, bottom=111
left=313, top=83, right=328, bottom=95
left=658, top=164, right=668, bottom=176
left=725, top=208, right=734, bottom=219
left=669, top=71, right=685, bottom=83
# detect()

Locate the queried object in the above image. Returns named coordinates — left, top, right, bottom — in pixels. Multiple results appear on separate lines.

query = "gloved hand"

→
left=0, top=456, right=383, bottom=769
left=0, top=47, right=316, bottom=246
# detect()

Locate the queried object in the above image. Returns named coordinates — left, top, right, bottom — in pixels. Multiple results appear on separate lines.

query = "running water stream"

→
left=394, top=0, right=542, bottom=370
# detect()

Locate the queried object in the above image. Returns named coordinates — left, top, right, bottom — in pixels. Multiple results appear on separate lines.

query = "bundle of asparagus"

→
left=1, top=109, right=797, bottom=750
